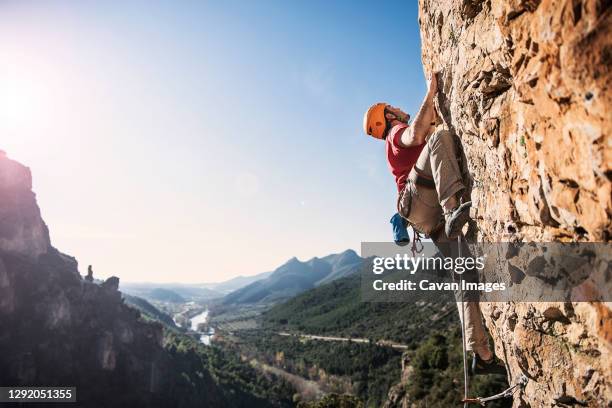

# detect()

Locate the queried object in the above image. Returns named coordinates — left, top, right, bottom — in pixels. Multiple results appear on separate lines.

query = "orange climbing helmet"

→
left=363, top=102, right=388, bottom=139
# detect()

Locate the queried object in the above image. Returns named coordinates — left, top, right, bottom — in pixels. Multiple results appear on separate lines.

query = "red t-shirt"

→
left=386, top=124, right=425, bottom=192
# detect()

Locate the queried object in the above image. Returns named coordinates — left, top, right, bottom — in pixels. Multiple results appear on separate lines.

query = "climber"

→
left=363, top=73, right=505, bottom=376
left=364, top=73, right=471, bottom=240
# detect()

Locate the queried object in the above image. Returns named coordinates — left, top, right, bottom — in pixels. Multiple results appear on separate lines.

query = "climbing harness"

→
left=456, top=234, right=529, bottom=406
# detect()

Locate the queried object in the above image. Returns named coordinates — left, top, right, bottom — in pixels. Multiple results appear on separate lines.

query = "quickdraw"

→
left=410, top=228, right=424, bottom=256
left=461, top=375, right=528, bottom=406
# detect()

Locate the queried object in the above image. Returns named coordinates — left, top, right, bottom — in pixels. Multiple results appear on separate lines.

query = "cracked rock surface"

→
left=415, top=1, right=611, bottom=406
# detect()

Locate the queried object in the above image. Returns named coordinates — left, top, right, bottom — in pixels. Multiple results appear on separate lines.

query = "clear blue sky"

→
left=0, top=0, right=427, bottom=282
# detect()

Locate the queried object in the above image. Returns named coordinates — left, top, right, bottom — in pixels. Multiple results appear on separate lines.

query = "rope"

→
left=457, top=234, right=469, bottom=408
left=455, top=235, right=529, bottom=406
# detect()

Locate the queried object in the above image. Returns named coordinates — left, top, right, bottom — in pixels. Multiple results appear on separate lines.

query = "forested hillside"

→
left=263, top=274, right=455, bottom=344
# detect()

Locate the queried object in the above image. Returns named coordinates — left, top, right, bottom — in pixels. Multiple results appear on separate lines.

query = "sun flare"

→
left=0, top=74, right=44, bottom=129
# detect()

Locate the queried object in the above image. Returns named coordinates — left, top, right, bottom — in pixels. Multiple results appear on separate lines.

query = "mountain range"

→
left=120, top=270, right=275, bottom=302
left=204, top=270, right=273, bottom=294
left=222, top=249, right=363, bottom=305
left=119, top=282, right=224, bottom=302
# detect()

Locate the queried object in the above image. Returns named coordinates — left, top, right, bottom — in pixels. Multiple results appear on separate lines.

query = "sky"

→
left=0, top=0, right=427, bottom=283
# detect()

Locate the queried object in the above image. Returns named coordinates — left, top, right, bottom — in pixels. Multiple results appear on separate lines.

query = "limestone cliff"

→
left=0, top=152, right=216, bottom=407
left=404, top=1, right=611, bottom=407
left=0, top=150, right=50, bottom=258
left=0, top=152, right=278, bottom=407
left=419, top=0, right=610, bottom=241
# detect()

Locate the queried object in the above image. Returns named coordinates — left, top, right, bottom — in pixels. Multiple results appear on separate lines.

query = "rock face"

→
left=414, top=1, right=611, bottom=407
left=418, top=0, right=610, bottom=242
left=0, top=151, right=50, bottom=257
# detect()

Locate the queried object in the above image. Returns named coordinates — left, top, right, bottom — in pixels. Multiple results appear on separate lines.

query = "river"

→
left=190, top=309, right=214, bottom=345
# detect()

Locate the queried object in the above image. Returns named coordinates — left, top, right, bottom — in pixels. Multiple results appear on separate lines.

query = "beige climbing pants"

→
left=457, top=300, right=491, bottom=358
left=397, top=128, right=491, bottom=358
left=397, top=128, right=471, bottom=236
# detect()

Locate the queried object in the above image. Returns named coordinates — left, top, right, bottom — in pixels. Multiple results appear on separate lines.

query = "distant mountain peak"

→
left=339, top=248, right=359, bottom=259
left=280, top=256, right=302, bottom=268
left=222, top=249, right=363, bottom=305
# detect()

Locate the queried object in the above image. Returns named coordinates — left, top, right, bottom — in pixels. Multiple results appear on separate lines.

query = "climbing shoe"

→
left=471, top=353, right=507, bottom=376
left=444, top=200, right=471, bottom=239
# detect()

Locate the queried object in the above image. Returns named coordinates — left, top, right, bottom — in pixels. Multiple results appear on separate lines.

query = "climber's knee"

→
left=427, top=129, right=453, bottom=147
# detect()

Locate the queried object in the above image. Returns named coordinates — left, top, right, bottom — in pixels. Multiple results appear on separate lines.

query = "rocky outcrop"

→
left=0, top=230, right=174, bottom=406
left=413, top=1, right=611, bottom=407
left=383, top=354, right=414, bottom=408
left=0, top=150, right=50, bottom=258
left=0, top=152, right=229, bottom=407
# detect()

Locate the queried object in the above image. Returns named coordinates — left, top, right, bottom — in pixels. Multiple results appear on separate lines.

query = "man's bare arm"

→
left=399, top=74, right=438, bottom=148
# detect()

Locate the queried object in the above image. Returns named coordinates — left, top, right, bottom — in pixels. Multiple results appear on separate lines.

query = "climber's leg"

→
left=401, top=128, right=496, bottom=363
left=414, top=129, right=473, bottom=238
left=414, top=129, right=466, bottom=208
left=399, top=128, right=472, bottom=237
left=460, top=302, right=492, bottom=360
left=430, top=230, right=492, bottom=361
